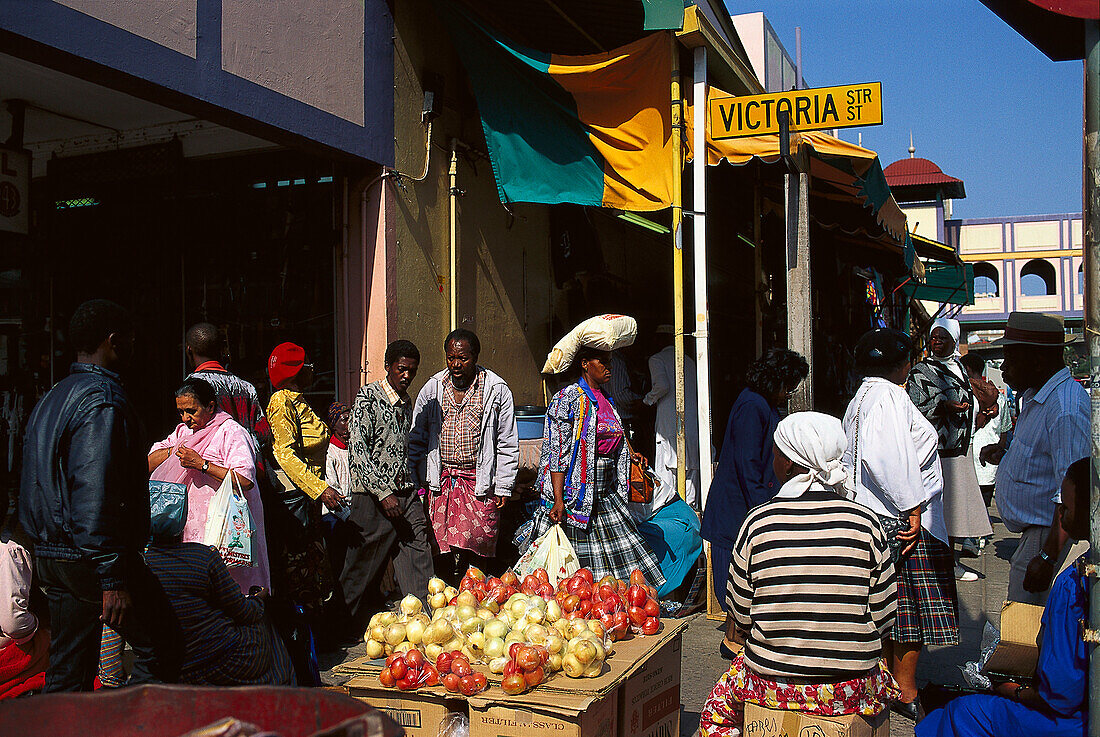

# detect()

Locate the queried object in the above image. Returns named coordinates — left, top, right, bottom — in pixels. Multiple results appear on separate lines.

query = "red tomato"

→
left=598, top=583, right=616, bottom=601
left=627, top=585, right=648, bottom=609
left=563, top=594, right=580, bottom=613
left=628, top=606, right=647, bottom=626
left=645, top=584, right=658, bottom=600
left=629, top=570, right=646, bottom=587
left=576, top=599, right=592, bottom=617
left=472, top=672, right=488, bottom=690
left=396, top=677, right=415, bottom=691
left=523, top=667, right=545, bottom=687
left=452, top=659, right=472, bottom=678
left=509, top=642, right=525, bottom=660
left=502, top=673, right=527, bottom=695
left=486, top=576, right=503, bottom=589
left=492, top=586, right=510, bottom=604
left=436, top=652, right=453, bottom=673
left=534, top=645, right=549, bottom=664
left=501, top=570, right=519, bottom=587
left=517, top=646, right=541, bottom=672
left=386, top=653, right=402, bottom=668
left=612, top=610, right=630, bottom=633
left=537, top=583, right=555, bottom=599
left=641, top=617, right=660, bottom=635
left=443, top=672, right=461, bottom=692
left=379, top=667, right=396, bottom=688
left=576, top=568, right=594, bottom=584
left=421, top=664, right=439, bottom=687
left=534, top=568, right=550, bottom=585
left=459, top=674, right=482, bottom=696
left=597, top=575, right=617, bottom=589
left=389, top=659, right=407, bottom=680
left=643, top=598, right=660, bottom=618
left=576, top=584, right=592, bottom=601
left=406, top=649, right=425, bottom=668
left=503, top=659, right=518, bottom=678
left=566, top=577, right=584, bottom=595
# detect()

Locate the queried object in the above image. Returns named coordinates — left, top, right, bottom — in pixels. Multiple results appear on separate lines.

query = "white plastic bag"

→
left=203, top=471, right=255, bottom=568
left=514, top=524, right=579, bottom=586
left=542, top=314, right=637, bottom=374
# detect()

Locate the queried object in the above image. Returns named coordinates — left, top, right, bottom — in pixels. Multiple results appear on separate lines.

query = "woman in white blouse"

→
left=842, top=328, right=956, bottom=721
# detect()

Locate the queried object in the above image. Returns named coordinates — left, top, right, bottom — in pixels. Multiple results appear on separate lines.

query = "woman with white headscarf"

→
left=907, top=318, right=993, bottom=582
left=695, top=412, right=899, bottom=737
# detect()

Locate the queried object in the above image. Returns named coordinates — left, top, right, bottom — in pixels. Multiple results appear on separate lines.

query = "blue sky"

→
left=729, top=2, right=1084, bottom=219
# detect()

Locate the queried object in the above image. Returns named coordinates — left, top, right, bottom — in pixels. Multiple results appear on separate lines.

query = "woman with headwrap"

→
left=697, top=412, right=899, bottom=737
left=907, top=318, right=993, bottom=581
left=529, top=322, right=665, bottom=589
left=843, top=328, right=955, bottom=720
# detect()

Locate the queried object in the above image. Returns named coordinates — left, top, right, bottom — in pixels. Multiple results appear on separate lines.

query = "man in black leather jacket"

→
left=20, top=299, right=179, bottom=691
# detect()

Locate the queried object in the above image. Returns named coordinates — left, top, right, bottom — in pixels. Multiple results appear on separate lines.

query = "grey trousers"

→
left=337, top=488, right=434, bottom=628
left=1007, top=525, right=1088, bottom=605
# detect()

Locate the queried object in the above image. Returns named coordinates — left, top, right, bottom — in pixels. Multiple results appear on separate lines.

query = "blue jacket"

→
left=701, top=388, right=779, bottom=549
left=20, top=363, right=149, bottom=590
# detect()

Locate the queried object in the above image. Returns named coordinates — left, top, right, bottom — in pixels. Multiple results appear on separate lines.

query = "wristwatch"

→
left=1037, top=549, right=1055, bottom=565
left=1014, top=684, right=1027, bottom=701
left=201, top=460, right=210, bottom=473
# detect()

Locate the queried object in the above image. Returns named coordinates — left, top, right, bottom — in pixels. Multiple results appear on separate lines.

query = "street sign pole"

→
left=1084, top=17, right=1100, bottom=737
left=779, top=111, right=813, bottom=411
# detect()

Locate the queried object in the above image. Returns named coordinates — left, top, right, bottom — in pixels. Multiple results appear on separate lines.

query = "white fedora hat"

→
left=992, top=312, right=1074, bottom=347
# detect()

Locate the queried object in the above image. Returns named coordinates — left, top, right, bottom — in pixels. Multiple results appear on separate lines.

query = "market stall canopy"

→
left=900, top=261, right=975, bottom=306
left=685, top=87, right=916, bottom=269
left=912, top=233, right=962, bottom=265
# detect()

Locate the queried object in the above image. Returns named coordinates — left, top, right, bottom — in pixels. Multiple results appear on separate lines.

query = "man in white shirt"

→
left=988, top=313, right=1089, bottom=605
left=644, top=326, right=702, bottom=510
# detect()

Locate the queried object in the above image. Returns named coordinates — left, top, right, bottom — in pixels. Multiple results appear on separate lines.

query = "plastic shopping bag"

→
left=514, top=524, right=579, bottom=586
left=203, top=472, right=255, bottom=568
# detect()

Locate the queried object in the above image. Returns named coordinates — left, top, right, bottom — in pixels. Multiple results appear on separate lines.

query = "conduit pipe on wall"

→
left=449, top=142, right=459, bottom=332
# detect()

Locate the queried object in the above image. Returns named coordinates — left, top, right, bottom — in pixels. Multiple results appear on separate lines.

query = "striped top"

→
left=726, top=488, right=897, bottom=681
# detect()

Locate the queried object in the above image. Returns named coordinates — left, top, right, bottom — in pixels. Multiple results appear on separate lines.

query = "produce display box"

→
left=742, top=703, right=889, bottom=737
left=982, top=601, right=1044, bottom=680
left=345, top=619, right=687, bottom=737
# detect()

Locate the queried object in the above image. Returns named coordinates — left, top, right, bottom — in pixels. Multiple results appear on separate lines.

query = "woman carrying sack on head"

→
left=527, top=318, right=665, bottom=589
left=148, top=377, right=268, bottom=594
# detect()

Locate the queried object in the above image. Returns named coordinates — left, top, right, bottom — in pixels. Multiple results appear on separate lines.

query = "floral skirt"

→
left=429, top=467, right=500, bottom=557
left=697, top=654, right=900, bottom=737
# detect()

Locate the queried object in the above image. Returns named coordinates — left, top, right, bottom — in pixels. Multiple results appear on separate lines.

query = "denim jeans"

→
left=36, top=556, right=181, bottom=692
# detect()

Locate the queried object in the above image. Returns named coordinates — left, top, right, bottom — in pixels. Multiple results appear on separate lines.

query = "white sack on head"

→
left=542, top=314, right=637, bottom=374
left=773, top=411, right=848, bottom=499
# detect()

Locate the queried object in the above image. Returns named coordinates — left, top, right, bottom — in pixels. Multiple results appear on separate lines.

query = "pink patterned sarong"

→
left=429, top=468, right=500, bottom=557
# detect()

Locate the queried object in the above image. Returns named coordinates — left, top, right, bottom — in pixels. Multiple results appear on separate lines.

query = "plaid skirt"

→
left=530, top=456, right=666, bottom=589
left=894, top=529, right=959, bottom=645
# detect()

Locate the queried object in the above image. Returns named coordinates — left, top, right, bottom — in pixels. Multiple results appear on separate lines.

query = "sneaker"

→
left=955, top=564, right=978, bottom=582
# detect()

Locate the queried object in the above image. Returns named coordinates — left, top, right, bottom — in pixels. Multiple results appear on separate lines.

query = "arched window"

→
left=972, top=262, right=999, bottom=297
left=1019, top=259, right=1056, bottom=296
left=1079, top=264, right=1085, bottom=295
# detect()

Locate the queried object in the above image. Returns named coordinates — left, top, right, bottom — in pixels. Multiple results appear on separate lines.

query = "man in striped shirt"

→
left=726, top=413, right=896, bottom=683
left=987, top=313, right=1088, bottom=605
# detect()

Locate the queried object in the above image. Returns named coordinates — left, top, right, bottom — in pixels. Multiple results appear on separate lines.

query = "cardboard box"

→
left=468, top=689, right=616, bottom=737
left=617, top=630, right=681, bottom=737
left=345, top=621, right=688, bottom=737
left=346, top=679, right=464, bottom=737
left=742, top=704, right=889, bottom=737
left=982, top=601, right=1044, bottom=679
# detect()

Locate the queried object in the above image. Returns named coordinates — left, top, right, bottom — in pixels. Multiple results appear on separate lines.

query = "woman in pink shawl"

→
left=148, top=377, right=269, bottom=594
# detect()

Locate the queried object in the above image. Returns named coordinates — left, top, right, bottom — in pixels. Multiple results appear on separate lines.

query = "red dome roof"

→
left=884, top=157, right=963, bottom=188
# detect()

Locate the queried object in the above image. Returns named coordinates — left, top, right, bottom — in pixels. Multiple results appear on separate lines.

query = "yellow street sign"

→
left=709, top=82, right=883, bottom=140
